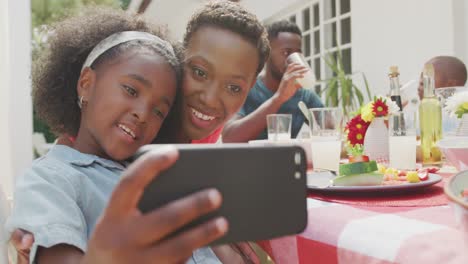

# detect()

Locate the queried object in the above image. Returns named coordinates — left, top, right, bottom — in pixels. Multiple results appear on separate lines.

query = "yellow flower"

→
left=461, top=102, right=468, bottom=111
left=361, top=102, right=375, bottom=122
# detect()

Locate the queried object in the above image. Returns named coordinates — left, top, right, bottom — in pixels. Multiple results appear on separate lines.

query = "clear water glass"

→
left=267, top=114, right=292, bottom=141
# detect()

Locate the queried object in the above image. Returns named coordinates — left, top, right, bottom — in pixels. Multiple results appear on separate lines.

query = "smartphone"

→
left=135, top=144, right=308, bottom=245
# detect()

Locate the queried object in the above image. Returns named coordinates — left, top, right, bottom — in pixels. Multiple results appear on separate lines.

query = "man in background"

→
left=222, top=20, right=323, bottom=142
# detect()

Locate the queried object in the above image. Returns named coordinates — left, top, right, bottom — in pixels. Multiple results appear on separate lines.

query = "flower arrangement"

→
left=344, top=96, right=399, bottom=160
left=346, top=114, right=370, bottom=146
left=345, top=114, right=370, bottom=160
left=360, top=96, right=400, bottom=122
left=445, top=91, right=468, bottom=118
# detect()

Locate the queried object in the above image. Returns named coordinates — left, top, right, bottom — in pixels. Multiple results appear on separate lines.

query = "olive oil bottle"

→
left=419, top=64, right=442, bottom=165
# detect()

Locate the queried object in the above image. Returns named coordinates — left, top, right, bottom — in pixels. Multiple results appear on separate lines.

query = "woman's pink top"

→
left=191, top=127, right=223, bottom=144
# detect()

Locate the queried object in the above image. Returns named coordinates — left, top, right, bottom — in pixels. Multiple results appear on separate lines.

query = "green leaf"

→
left=347, top=144, right=365, bottom=156
left=362, top=73, right=372, bottom=100
left=353, top=85, right=364, bottom=105
left=455, top=109, right=468, bottom=119
left=321, top=46, right=373, bottom=110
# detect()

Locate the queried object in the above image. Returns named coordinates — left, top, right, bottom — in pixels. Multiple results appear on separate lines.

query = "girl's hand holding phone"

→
left=82, top=146, right=228, bottom=264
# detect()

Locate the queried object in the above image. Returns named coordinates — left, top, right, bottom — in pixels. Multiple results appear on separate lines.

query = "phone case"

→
left=137, top=144, right=308, bottom=245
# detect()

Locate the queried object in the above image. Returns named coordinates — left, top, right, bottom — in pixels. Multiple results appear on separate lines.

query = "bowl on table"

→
left=437, top=137, right=468, bottom=171
left=444, top=170, right=468, bottom=243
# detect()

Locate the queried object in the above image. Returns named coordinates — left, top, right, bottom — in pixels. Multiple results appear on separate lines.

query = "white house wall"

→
left=138, top=0, right=302, bottom=40
left=352, top=0, right=455, bottom=96
left=138, top=0, right=208, bottom=40
left=241, top=0, right=306, bottom=21
left=0, top=0, right=13, bottom=198
left=2, top=0, right=33, bottom=198
left=452, top=0, right=468, bottom=66
left=138, top=0, right=462, bottom=98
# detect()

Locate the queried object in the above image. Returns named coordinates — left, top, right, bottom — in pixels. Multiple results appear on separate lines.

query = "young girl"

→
left=6, top=7, right=228, bottom=264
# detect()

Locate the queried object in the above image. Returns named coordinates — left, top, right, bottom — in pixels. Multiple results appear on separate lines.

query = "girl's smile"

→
left=74, top=51, right=177, bottom=160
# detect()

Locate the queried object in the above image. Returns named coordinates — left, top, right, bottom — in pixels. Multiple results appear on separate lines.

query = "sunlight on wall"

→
left=1, top=0, right=33, bottom=198
left=0, top=0, right=13, bottom=198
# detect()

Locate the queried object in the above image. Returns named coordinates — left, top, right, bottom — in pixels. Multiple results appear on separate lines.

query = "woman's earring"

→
left=77, top=96, right=84, bottom=109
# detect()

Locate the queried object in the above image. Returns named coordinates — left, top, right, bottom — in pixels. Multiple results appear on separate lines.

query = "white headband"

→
left=81, top=31, right=175, bottom=72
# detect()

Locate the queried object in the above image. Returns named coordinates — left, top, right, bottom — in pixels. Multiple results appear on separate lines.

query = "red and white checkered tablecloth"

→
left=259, top=198, right=468, bottom=264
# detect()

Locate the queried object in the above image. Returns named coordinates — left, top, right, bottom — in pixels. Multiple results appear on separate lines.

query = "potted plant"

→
left=320, top=48, right=372, bottom=117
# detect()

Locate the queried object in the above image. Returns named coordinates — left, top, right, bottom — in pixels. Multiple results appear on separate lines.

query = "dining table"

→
left=258, top=166, right=468, bottom=264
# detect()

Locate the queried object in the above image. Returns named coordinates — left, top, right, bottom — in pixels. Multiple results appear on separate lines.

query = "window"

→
left=274, top=0, right=352, bottom=94
left=289, top=15, right=296, bottom=24
left=302, top=8, right=310, bottom=31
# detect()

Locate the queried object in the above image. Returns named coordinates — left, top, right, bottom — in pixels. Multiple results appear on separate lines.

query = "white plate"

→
left=307, top=171, right=442, bottom=192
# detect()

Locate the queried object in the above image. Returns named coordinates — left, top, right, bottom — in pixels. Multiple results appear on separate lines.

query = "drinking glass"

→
left=286, top=52, right=316, bottom=88
left=308, top=107, right=342, bottom=172
left=389, top=112, right=417, bottom=170
left=267, top=114, right=292, bottom=141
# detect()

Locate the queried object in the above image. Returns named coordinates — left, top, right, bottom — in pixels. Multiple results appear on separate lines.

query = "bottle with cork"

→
left=389, top=66, right=403, bottom=110
left=388, top=66, right=405, bottom=135
left=419, top=63, right=442, bottom=165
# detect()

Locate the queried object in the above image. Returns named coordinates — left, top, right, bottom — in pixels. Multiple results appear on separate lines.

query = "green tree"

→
left=120, top=0, right=131, bottom=9
left=31, top=0, right=126, bottom=142
left=31, top=0, right=124, bottom=27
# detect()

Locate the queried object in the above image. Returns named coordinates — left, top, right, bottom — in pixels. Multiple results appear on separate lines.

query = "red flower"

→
left=345, top=114, right=370, bottom=146
left=347, top=128, right=366, bottom=145
left=346, top=114, right=370, bottom=133
left=372, top=99, right=388, bottom=117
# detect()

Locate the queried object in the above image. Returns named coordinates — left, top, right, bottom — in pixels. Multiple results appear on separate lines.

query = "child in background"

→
left=6, top=7, right=227, bottom=264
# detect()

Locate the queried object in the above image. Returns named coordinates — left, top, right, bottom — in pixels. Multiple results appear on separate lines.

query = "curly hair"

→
left=266, top=20, right=302, bottom=40
left=33, top=6, right=182, bottom=137
left=183, top=0, right=270, bottom=75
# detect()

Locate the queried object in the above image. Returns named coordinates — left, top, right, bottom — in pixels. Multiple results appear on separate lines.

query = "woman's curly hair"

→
left=183, top=0, right=270, bottom=75
left=33, top=6, right=182, bottom=137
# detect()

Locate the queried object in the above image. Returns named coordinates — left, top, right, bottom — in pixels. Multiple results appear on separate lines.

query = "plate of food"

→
left=307, top=154, right=442, bottom=192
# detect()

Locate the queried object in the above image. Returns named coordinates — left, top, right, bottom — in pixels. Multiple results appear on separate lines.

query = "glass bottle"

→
left=389, top=66, right=403, bottom=111
left=388, top=66, right=405, bottom=135
left=418, top=64, right=442, bottom=165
